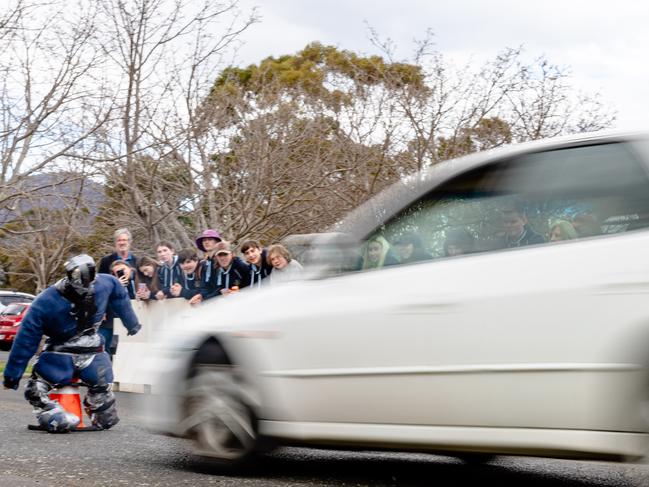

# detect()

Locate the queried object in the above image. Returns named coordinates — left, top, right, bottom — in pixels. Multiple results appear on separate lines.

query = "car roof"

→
left=1, top=302, right=31, bottom=309
left=0, top=290, right=36, bottom=298
left=335, top=129, right=649, bottom=239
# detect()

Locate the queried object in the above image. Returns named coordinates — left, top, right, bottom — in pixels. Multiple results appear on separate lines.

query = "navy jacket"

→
left=503, top=226, right=546, bottom=248
left=197, top=259, right=216, bottom=299
left=157, top=256, right=182, bottom=297
left=204, top=256, right=250, bottom=299
left=98, top=252, right=137, bottom=275
left=246, top=249, right=273, bottom=290
left=3, top=274, right=139, bottom=384
left=177, top=270, right=203, bottom=300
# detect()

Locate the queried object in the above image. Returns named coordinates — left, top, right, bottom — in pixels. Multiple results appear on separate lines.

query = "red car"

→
left=0, top=302, right=31, bottom=350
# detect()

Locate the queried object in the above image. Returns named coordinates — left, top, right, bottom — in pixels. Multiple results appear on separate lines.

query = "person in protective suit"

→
left=2, top=254, right=141, bottom=433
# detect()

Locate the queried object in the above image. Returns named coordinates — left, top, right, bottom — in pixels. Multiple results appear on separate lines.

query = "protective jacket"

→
left=3, top=274, right=139, bottom=385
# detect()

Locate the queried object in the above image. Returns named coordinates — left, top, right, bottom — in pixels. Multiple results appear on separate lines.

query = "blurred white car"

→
left=144, top=130, right=649, bottom=467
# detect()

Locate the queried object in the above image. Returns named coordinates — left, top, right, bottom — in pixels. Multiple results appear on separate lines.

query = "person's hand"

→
left=118, top=275, right=129, bottom=286
left=170, top=283, right=182, bottom=297
left=3, top=376, right=19, bottom=390
left=136, top=288, right=151, bottom=300
left=188, top=294, right=202, bottom=305
left=127, top=323, right=142, bottom=336
left=155, top=291, right=166, bottom=300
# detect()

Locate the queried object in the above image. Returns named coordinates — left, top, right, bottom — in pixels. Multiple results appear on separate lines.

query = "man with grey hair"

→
left=98, top=228, right=137, bottom=357
left=98, top=228, right=137, bottom=274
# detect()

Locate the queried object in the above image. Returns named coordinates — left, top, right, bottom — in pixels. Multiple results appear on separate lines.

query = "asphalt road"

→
left=1, top=384, right=649, bottom=487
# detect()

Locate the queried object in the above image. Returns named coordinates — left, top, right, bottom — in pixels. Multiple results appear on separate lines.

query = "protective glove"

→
left=127, top=323, right=142, bottom=336
left=3, top=375, right=19, bottom=390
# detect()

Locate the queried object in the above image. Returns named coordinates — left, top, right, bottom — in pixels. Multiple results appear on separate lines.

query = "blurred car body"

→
left=0, top=302, right=32, bottom=350
left=143, top=130, right=649, bottom=467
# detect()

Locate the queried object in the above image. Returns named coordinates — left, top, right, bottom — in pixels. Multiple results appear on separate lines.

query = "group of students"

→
left=99, top=228, right=305, bottom=307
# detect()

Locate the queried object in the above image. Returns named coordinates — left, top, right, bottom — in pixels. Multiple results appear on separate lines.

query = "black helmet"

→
left=64, top=254, right=96, bottom=289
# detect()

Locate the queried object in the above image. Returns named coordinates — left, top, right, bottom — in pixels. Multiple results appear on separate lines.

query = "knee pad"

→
left=84, top=389, right=119, bottom=430
left=37, top=403, right=80, bottom=433
left=24, top=377, right=55, bottom=409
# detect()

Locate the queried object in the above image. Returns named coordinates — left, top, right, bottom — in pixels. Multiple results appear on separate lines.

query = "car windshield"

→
left=0, top=295, right=34, bottom=306
left=1, top=303, right=27, bottom=315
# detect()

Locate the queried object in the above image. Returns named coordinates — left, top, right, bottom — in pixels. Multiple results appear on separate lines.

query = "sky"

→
left=232, top=0, right=648, bottom=130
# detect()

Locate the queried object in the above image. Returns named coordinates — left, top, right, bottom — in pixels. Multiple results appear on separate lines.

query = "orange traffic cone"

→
left=49, top=385, right=84, bottom=428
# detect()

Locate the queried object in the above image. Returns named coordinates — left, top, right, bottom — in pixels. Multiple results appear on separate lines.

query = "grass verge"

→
left=0, top=360, right=33, bottom=377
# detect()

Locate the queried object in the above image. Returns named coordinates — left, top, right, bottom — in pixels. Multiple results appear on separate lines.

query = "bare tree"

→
left=0, top=0, right=23, bottom=42
left=90, top=0, right=258, bottom=251
left=0, top=1, right=112, bottom=222
left=1, top=169, right=98, bottom=291
left=369, top=29, right=615, bottom=166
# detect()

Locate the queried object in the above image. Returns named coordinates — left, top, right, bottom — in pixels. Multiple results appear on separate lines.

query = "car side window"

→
left=357, top=142, right=649, bottom=270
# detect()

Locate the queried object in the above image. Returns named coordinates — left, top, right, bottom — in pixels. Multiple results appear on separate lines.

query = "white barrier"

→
left=112, top=298, right=190, bottom=392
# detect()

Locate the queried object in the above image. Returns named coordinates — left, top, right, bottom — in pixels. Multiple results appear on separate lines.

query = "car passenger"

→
left=572, top=212, right=601, bottom=237
left=357, top=236, right=399, bottom=270
left=392, top=232, right=430, bottom=264
left=549, top=220, right=579, bottom=241
left=444, top=228, right=476, bottom=256
left=500, top=204, right=546, bottom=248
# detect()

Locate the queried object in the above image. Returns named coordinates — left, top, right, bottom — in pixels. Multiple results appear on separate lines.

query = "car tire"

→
left=183, top=361, right=258, bottom=468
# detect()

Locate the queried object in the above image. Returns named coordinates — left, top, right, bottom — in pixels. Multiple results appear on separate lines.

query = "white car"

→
left=143, top=130, right=649, bottom=468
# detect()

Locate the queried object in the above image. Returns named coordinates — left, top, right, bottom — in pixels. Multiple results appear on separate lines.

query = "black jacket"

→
left=157, top=256, right=182, bottom=298
left=204, top=256, right=250, bottom=299
left=503, top=226, right=546, bottom=248
left=98, top=252, right=137, bottom=274
left=246, top=249, right=273, bottom=289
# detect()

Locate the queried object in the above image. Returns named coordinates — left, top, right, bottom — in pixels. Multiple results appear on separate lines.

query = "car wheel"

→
left=183, top=363, right=257, bottom=466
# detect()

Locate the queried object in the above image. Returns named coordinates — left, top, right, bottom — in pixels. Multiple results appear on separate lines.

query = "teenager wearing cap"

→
left=203, top=241, right=250, bottom=299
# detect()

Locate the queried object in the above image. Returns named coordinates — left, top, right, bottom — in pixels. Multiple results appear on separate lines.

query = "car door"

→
left=265, top=140, right=649, bottom=432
